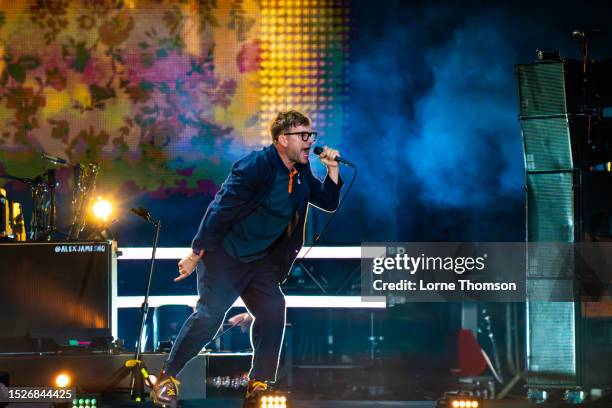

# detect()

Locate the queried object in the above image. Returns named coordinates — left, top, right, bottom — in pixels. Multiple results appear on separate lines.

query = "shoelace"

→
left=249, top=381, right=268, bottom=393
left=157, top=377, right=180, bottom=393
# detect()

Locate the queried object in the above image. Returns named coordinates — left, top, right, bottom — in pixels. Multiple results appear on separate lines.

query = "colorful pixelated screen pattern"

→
left=0, top=0, right=349, bottom=203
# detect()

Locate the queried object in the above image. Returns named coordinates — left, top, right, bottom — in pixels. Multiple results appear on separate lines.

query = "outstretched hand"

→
left=175, top=249, right=204, bottom=282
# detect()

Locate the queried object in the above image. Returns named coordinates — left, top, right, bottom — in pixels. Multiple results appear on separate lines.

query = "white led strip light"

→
left=112, top=246, right=387, bottom=338
left=117, top=246, right=370, bottom=260
left=116, top=295, right=386, bottom=309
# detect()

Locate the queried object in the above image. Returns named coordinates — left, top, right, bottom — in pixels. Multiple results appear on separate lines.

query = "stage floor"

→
left=182, top=401, right=435, bottom=408
left=4, top=401, right=435, bottom=408
left=3, top=399, right=597, bottom=408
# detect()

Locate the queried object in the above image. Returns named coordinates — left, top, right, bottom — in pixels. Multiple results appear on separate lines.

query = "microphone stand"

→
left=130, top=215, right=161, bottom=399
left=105, top=210, right=160, bottom=402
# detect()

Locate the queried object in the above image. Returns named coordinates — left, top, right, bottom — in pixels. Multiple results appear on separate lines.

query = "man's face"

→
left=281, top=124, right=315, bottom=165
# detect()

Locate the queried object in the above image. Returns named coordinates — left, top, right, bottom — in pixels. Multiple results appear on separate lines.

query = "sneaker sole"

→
left=153, top=400, right=178, bottom=408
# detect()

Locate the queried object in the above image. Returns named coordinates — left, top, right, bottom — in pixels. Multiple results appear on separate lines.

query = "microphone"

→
left=41, top=153, right=68, bottom=165
left=313, top=146, right=355, bottom=168
left=130, top=206, right=154, bottom=223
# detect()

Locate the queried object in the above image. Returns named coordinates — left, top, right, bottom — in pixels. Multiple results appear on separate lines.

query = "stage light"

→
left=91, top=197, right=113, bottom=222
left=54, top=372, right=71, bottom=388
left=258, top=0, right=349, bottom=146
left=72, top=394, right=99, bottom=408
left=447, top=397, right=481, bottom=408
left=260, top=392, right=288, bottom=408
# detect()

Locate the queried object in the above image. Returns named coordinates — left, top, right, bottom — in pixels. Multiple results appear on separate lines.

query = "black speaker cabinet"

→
left=519, top=60, right=612, bottom=389
left=0, top=241, right=117, bottom=347
left=525, top=171, right=612, bottom=389
left=516, top=60, right=582, bottom=117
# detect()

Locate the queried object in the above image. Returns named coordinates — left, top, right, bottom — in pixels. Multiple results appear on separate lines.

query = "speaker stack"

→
left=517, top=59, right=612, bottom=392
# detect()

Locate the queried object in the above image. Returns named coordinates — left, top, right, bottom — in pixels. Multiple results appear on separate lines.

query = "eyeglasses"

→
left=283, top=131, right=318, bottom=142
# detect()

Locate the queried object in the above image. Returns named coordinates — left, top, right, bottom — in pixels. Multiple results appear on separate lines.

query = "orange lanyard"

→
left=288, top=168, right=298, bottom=194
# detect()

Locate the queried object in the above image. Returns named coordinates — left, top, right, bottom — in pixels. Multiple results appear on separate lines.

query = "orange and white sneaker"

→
left=150, top=375, right=180, bottom=408
left=243, top=380, right=269, bottom=408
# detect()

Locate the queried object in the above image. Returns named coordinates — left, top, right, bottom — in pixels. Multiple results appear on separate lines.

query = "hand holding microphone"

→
left=314, top=145, right=340, bottom=168
left=313, top=145, right=355, bottom=167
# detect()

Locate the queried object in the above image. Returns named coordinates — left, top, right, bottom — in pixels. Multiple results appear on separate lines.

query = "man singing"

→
left=151, top=110, right=344, bottom=407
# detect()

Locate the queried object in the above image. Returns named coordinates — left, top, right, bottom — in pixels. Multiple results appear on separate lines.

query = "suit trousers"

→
left=164, top=246, right=287, bottom=382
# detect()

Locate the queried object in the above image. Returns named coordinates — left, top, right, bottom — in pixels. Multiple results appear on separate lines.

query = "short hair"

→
left=270, top=110, right=311, bottom=142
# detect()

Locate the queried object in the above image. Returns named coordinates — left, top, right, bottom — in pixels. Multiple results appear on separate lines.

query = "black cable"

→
left=208, top=317, right=248, bottom=344
left=301, top=164, right=358, bottom=261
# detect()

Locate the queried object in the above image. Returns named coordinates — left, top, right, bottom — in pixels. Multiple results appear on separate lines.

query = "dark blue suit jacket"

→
left=192, top=144, right=343, bottom=281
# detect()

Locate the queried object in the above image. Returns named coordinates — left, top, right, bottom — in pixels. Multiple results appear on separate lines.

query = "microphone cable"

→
left=300, top=162, right=358, bottom=260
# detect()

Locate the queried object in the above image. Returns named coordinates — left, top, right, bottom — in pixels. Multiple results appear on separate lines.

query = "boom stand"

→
left=106, top=213, right=161, bottom=402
